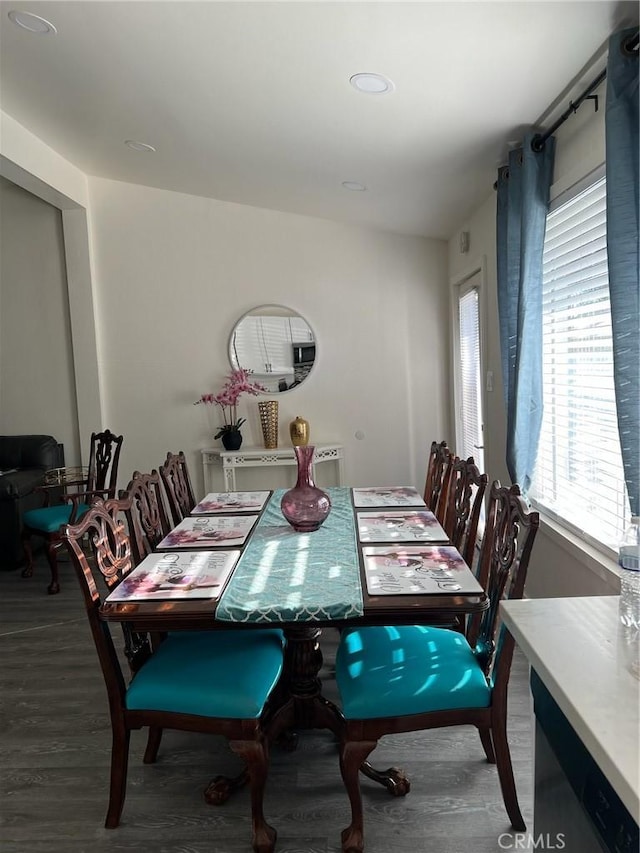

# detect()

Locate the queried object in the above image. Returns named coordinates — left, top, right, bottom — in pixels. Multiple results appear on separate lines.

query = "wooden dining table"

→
left=100, top=486, right=489, bottom=800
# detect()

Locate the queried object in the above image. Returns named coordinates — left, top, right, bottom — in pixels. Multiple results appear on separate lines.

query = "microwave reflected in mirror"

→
left=229, top=304, right=316, bottom=394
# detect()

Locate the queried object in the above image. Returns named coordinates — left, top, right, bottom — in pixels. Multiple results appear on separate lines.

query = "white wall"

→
left=0, top=177, right=81, bottom=463
left=88, top=177, right=449, bottom=498
left=0, top=113, right=103, bottom=461
left=447, top=76, right=619, bottom=598
left=0, top=112, right=88, bottom=210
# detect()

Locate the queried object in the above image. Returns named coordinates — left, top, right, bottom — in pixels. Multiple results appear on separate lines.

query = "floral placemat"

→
left=352, top=486, right=426, bottom=507
left=356, top=510, right=448, bottom=543
left=191, top=491, right=270, bottom=514
left=363, top=545, right=483, bottom=596
left=157, top=514, right=257, bottom=549
left=215, top=488, right=364, bottom=623
left=106, top=550, right=240, bottom=601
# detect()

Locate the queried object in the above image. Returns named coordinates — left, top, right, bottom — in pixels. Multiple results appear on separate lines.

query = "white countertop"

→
left=500, top=596, right=640, bottom=824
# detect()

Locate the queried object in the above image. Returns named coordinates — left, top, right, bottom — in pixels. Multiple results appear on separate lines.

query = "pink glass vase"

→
left=281, top=445, right=332, bottom=532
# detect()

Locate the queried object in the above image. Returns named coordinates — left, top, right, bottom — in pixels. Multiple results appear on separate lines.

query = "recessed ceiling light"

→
left=350, top=73, right=394, bottom=95
left=124, top=140, right=156, bottom=153
left=342, top=181, right=367, bottom=192
left=8, top=10, right=57, bottom=34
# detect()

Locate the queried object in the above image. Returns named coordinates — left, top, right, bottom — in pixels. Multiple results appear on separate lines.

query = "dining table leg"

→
left=270, top=627, right=411, bottom=796
left=267, top=625, right=346, bottom=739
left=203, top=626, right=410, bottom=801
left=204, top=624, right=346, bottom=806
left=284, top=625, right=324, bottom=703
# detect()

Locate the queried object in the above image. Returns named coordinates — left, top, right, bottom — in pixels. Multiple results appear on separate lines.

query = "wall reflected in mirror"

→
left=229, top=305, right=316, bottom=394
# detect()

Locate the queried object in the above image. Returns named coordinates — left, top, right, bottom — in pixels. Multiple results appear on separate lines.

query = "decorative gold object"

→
left=44, top=466, right=88, bottom=486
left=258, top=400, right=279, bottom=449
left=289, top=415, right=310, bottom=447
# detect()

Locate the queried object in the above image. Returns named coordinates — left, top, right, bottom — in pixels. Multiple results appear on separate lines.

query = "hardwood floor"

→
left=0, top=556, right=534, bottom=853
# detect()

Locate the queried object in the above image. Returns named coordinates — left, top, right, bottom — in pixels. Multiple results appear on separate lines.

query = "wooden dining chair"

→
left=21, top=428, right=123, bottom=594
left=158, top=451, right=196, bottom=526
left=119, top=469, right=171, bottom=564
left=117, top=469, right=173, bottom=673
left=422, top=439, right=453, bottom=524
left=120, top=468, right=290, bottom=799
left=442, top=455, right=488, bottom=570
left=334, top=482, right=539, bottom=853
left=62, top=497, right=283, bottom=853
left=434, top=455, right=488, bottom=635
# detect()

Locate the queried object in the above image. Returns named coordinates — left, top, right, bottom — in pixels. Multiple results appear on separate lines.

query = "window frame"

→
left=529, top=163, right=626, bottom=561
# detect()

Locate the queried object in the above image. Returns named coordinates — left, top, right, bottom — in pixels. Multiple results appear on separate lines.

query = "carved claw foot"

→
left=341, top=825, right=364, bottom=853
left=253, top=821, right=277, bottom=853
left=47, top=581, right=61, bottom=595
left=204, top=768, right=248, bottom=805
left=360, top=761, right=411, bottom=796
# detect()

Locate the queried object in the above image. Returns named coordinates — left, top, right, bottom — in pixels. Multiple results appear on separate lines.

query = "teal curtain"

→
left=605, top=27, right=639, bottom=516
left=496, top=132, right=555, bottom=492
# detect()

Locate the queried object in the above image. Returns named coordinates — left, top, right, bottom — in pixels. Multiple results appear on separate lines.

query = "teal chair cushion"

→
left=336, top=625, right=491, bottom=720
left=22, top=503, right=90, bottom=534
left=126, top=629, right=285, bottom=719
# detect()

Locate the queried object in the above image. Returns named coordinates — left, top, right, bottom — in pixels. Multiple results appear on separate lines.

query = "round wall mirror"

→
left=229, top=304, right=316, bottom=394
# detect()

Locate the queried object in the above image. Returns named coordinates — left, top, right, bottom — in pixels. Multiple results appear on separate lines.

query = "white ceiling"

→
left=0, top=1, right=636, bottom=239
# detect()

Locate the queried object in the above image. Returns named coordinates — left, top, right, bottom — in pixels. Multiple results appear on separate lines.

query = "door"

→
left=454, top=271, right=485, bottom=472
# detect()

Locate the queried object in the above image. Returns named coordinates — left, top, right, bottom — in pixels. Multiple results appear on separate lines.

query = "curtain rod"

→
left=531, top=29, right=638, bottom=153
left=530, top=67, right=606, bottom=152
left=492, top=28, right=639, bottom=187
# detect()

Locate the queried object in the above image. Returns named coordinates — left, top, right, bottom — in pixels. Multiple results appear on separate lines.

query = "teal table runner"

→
left=216, top=487, right=364, bottom=623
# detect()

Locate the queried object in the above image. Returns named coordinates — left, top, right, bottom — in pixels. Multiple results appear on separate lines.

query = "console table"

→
left=201, top=443, right=345, bottom=492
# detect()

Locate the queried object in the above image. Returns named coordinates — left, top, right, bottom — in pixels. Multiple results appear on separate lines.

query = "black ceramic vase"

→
left=221, top=429, right=243, bottom=451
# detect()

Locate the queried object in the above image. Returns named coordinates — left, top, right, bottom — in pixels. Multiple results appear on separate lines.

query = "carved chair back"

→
left=87, top=430, right=124, bottom=496
left=120, top=470, right=170, bottom=565
left=423, top=440, right=453, bottom=523
left=468, top=482, right=539, bottom=683
left=62, top=497, right=146, bottom=683
left=158, top=451, right=196, bottom=527
left=442, top=456, right=488, bottom=569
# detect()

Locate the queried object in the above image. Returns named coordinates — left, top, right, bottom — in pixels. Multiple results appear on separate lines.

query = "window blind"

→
left=257, top=317, right=294, bottom=374
left=531, top=175, right=630, bottom=551
left=458, top=287, right=484, bottom=470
